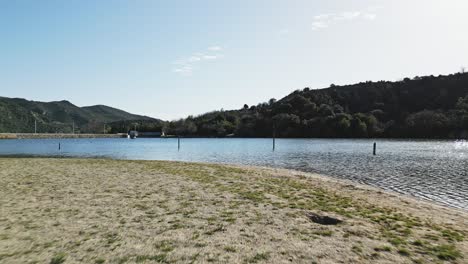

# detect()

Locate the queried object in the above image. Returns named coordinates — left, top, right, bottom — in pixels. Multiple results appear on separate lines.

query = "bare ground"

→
left=0, top=158, right=466, bottom=264
left=0, top=133, right=125, bottom=139
left=0, top=134, right=16, bottom=139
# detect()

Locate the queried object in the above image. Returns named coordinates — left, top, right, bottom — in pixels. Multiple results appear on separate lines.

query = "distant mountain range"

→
left=0, top=97, right=156, bottom=133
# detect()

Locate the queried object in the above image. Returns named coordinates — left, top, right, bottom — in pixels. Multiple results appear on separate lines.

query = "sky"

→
left=1, top=0, right=468, bottom=120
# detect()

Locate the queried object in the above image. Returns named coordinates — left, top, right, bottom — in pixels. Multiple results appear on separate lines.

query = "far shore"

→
left=0, top=158, right=466, bottom=263
left=1, top=132, right=467, bottom=140
left=0, top=133, right=127, bottom=139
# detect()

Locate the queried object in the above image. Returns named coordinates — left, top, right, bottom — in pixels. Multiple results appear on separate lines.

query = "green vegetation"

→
left=49, top=253, right=66, bottom=264
left=135, top=254, right=167, bottom=262
left=397, top=248, right=411, bottom=256
left=0, top=97, right=157, bottom=133
left=223, top=246, right=237, bottom=253
left=162, top=72, right=468, bottom=138
left=154, top=240, right=175, bottom=253
left=95, top=258, right=105, bottom=264
left=431, top=244, right=462, bottom=260
left=247, top=252, right=270, bottom=263
left=374, top=245, right=392, bottom=252
left=351, top=245, right=363, bottom=254
left=3, top=72, right=468, bottom=138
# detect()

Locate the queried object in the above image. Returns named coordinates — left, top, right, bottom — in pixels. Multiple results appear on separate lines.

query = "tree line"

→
left=108, top=72, right=468, bottom=139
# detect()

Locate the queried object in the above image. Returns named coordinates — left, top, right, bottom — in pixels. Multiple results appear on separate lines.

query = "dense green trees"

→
left=160, top=72, right=468, bottom=139
left=3, top=72, right=467, bottom=139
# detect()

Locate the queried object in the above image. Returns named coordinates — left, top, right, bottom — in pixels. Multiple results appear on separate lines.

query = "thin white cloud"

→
left=208, top=46, right=222, bottom=51
left=363, top=13, right=377, bottom=20
left=188, top=56, right=201, bottom=62
left=312, top=10, right=377, bottom=31
left=172, top=65, right=193, bottom=75
left=172, top=46, right=224, bottom=75
left=314, top=14, right=333, bottom=20
left=311, top=21, right=328, bottom=30
left=202, top=55, right=219, bottom=60
left=337, top=11, right=361, bottom=20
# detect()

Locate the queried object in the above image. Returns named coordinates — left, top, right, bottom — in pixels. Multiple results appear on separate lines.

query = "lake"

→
left=0, top=138, right=467, bottom=210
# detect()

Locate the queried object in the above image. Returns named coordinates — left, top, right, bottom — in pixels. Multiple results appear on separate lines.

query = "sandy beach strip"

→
left=0, top=134, right=17, bottom=139
left=0, top=133, right=126, bottom=139
left=0, top=158, right=466, bottom=263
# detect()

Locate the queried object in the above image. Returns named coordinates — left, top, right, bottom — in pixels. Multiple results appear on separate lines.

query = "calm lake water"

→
left=0, top=138, right=467, bottom=210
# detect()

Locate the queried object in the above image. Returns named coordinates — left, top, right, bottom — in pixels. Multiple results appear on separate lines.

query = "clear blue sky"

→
left=1, top=0, right=467, bottom=120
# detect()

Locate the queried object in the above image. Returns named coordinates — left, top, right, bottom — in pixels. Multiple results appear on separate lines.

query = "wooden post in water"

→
left=59, top=143, right=61, bottom=151
left=272, top=123, right=276, bottom=151
left=373, top=142, right=376, bottom=155
left=178, top=136, right=180, bottom=150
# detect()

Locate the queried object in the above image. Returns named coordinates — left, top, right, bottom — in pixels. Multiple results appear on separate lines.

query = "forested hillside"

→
left=163, top=72, right=468, bottom=138
left=3, top=72, right=468, bottom=138
left=0, top=97, right=155, bottom=133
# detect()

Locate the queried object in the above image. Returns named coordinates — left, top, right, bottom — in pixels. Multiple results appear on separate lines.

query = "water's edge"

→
left=1, top=138, right=466, bottom=210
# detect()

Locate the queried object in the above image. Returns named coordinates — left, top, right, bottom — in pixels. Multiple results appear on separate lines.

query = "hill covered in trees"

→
left=0, top=97, right=156, bottom=133
left=3, top=72, right=468, bottom=138
left=163, top=72, right=468, bottom=139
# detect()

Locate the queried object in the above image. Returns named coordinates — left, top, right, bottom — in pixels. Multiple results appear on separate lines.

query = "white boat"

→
left=128, top=130, right=138, bottom=139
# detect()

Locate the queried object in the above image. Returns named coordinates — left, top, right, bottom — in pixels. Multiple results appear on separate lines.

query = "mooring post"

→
left=273, top=124, right=276, bottom=151
left=59, top=142, right=61, bottom=151
left=178, top=136, right=180, bottom=150
left=373, top=142, right=376, bottom=155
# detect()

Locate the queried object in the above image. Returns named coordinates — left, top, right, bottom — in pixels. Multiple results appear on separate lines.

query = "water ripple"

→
left=0, top=138, right=466, bottom=210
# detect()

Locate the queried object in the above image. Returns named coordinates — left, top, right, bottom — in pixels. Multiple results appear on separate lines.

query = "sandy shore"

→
left=0, top=134, right=17, bottom=139
left=0, top=133, right=126, bottom=139
left=0, top=158, right=466, bottom=263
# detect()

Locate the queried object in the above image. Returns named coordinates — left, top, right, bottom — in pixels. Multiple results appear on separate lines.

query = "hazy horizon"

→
left=1, top=0, right=468, bottom=120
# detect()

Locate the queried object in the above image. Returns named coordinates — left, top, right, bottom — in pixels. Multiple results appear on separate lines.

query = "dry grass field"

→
left=0, top=158, right=466, bottom=263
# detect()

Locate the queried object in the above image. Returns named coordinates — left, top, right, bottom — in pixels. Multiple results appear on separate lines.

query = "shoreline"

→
left=0, top=154, right=465, bottom=212
left=0, top=158, right=466, bottom=263
left=1, top=133, right=467, bottom=141
left=0, top=133, right=127, bottom=139
left=235, top=163, right=468, bottom=214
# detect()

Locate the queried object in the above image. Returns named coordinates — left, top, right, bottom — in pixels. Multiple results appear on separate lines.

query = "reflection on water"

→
left=0, top=138, right=467, bottom=210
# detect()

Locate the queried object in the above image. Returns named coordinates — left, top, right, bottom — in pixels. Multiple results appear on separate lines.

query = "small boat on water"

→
left=128, top=130, right=138, bottom=139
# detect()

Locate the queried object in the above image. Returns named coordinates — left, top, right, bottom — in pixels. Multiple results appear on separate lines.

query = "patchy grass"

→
left=431, top=244, right=462, bottom=260
left=135, top=254, right=167, bottom=263
left=313, top=230, right=333, bottom=237
left=374, top=245, right=392, bottom=252
left=224, top=246, right=237, bottom=252
left=247, top=252, right=270, bottom=263
left=154, top=240, right=175, bottom=253
left=0, top=158, right=466, bottom=263
left=151, top=161, right=467, bottom=262
left=397, top=248, right=411, bottom=256
left=352, top=245, right=363, bottom=254
left=49, top=253, right=66, bottom=264
left=95, top=258, right=106, bottom=264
